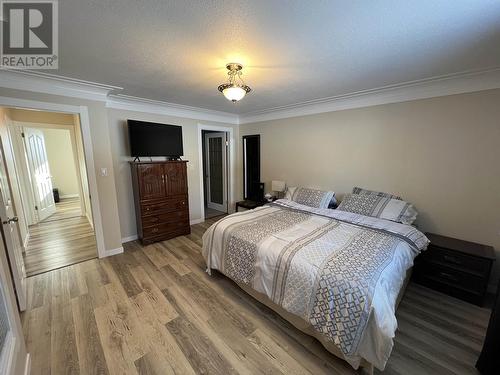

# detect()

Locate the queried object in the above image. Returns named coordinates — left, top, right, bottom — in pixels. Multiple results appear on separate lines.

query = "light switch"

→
left=100, top=167, right=108, bottom=177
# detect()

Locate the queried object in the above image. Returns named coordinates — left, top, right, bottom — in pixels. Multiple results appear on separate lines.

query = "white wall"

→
left=240, top=89, right=500, bottom=286
left=106, top=108, right=240, bottom=242
left=41, top=128, right=80, bottom=198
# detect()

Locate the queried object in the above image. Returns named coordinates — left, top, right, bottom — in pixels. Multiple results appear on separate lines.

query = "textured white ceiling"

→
left=51, top=0, right=500, bottom=114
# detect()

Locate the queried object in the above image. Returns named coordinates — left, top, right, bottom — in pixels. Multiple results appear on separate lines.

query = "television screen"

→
left=128, top=120, right=183, bottom=157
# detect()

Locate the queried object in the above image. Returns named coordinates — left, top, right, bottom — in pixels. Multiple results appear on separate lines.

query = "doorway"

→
left=243, top=134, right=262, bottom=201
left=1, top=107, right=97, bottom=277
left=202, top=130, right=228, bottom=219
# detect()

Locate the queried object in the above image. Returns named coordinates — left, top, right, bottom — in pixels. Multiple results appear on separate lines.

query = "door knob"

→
left=2, top=216, right=18, bottom=224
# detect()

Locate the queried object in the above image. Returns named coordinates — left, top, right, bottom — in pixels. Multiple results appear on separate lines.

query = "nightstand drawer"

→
left=415, top=261, right=486, bottom=294
left=426, top=246, right=491, bottom=276
left=415, top=273, right=483, bottom=305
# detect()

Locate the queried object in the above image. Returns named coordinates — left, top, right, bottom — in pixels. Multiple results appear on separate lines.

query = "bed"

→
left=202, top=199, right=429, bottom=371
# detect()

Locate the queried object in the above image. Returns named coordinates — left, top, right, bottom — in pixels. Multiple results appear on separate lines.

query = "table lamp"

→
left=271, top=180, right=286, bottom=199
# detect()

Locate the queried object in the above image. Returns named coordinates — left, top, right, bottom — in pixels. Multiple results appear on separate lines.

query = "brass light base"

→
left=226, top=63, right=243, bottom=71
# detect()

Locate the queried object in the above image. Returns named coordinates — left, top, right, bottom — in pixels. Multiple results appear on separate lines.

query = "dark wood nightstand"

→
left=413, top=233, right=496, bottom=306
left=235, top=200, right=267, bottom=212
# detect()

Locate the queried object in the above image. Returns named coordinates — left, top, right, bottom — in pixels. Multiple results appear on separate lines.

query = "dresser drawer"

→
left=142, top=210, right=188, bottom=227
left=141, top=226, right=191, bottom=244
left=426, top=246, right=491, bottom=276
left=141, top=196, right=188, bottom=216
left=143, top=220, right=190, bottom=238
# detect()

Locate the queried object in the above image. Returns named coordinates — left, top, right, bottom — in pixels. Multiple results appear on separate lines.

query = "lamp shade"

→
left=271, top=180, right=286, bottom=192
left=223, top=86, right=247, bottom=102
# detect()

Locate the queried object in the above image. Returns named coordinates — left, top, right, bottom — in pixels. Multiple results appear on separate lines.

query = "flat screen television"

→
left=128, top=120, right=183, bottom=157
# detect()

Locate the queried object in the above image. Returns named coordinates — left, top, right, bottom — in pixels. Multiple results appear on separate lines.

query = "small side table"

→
left=413, top=233, right=496, bottom=306
left=235, top=200, right=267, bottom=212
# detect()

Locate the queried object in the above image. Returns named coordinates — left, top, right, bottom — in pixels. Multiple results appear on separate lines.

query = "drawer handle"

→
left=152, top=228, right=159, bottom=233
left=439, top=271, right=459, bottom=282
left=443, top=255, right=462, bottom=265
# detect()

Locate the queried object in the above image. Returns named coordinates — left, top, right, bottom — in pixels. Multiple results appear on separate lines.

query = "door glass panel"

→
left=209, top=137, right=223, bottom=204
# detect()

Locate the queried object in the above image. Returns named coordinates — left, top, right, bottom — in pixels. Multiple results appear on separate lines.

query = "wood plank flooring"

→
left=21, top=217, right=490, bottom=374
left=24, top=198, right=97, bottom=276
left=205, top=207, right=226, bottom=219
left=43, top=197, right=82, bottom=222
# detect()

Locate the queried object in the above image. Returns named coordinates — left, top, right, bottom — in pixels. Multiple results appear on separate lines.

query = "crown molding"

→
left=238, top=67, right=500, bottom=124
left=106, top=94, right=239, bottom=124
left=0, top=69, right=121, bottom=101
left=2, top=67, right=500, bottom=125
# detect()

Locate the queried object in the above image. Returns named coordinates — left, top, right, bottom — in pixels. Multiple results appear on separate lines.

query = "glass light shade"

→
left=223, top=86, right=247, bottom=102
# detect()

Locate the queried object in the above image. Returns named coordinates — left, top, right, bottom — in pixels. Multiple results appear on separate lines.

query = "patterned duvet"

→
left=202, top=199, right=429, bottom=370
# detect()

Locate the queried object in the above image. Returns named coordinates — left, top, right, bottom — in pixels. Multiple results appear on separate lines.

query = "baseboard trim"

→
left=23, top=234, right=29, bottom=250
left=190, top=218, right=204, bottom=225
left=24, top=353, right=31, bottom=375
left=121, top=235, right=138, bottom=244
left=86, top=212, right=93, bottom=229
left=104, top=247, right=123, bottom=257
left=59, top=194, right=79, bottom=199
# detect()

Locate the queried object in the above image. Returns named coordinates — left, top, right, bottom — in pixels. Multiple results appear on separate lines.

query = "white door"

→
left=24, top=127, right=56, bottom=222
left=0, top=237, right=28, bottom=375
left=205, top=132, right=227, bottom=212
left=0, top=138, right=27, bottom=311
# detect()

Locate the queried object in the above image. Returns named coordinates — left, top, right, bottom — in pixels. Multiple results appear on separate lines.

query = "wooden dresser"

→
left=413, top=233, right=495, bottom=306
left=130, top=161, right=190, bottom=244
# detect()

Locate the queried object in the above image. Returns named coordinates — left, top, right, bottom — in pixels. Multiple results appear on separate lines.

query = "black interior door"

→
left=243, top=135, right=261, bottom=201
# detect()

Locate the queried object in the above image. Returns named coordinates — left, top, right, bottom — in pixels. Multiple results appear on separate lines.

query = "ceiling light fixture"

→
left=218, top=63, right=251, bottom=103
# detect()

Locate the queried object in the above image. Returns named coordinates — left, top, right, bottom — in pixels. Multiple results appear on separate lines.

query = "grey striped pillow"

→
left=352, top=186, right=402, bottom=200
left=338, top=193, right=417, bottom=224
left=285, top=187, right=336, bottom=209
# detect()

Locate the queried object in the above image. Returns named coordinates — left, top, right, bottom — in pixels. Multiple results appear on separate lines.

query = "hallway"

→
left=23, top=198, right=97, bottom=276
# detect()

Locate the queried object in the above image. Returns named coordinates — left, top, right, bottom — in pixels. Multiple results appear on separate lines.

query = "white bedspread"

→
left=202, top=199, right=428, bottom=370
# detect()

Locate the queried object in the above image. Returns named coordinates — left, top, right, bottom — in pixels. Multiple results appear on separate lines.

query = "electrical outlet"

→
left=100, top=167, right=108, bottom=177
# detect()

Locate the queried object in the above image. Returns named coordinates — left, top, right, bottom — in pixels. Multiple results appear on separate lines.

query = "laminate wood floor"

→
left=43, top=197, right=82, bottom=223
left=21, top=217, right=490, bottom=375
left=205, top=206, right=226, bottom=219
left=24, top=200, right=97, bottom=276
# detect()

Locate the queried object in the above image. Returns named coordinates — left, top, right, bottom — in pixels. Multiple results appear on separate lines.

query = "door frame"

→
left=242, top=134, right=261, bottom=200
left=10, top=121, right=87, bottom=225
left=204, top=132, right=227, bottom=213
left=197, top=123, right=234, bottom=222
left=0, top=96, right=106, bottom=258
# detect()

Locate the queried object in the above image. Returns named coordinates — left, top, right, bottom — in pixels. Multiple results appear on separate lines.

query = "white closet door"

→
left=24, top=127, right=56, bottom=222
